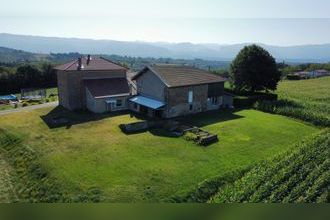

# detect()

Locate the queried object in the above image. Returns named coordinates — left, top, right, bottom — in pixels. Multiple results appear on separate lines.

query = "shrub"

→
left=233, top=93, right=278, bottom=108
left=183, top=131, right=198, bottom=142
left=287, top=74, right=301, bottom=80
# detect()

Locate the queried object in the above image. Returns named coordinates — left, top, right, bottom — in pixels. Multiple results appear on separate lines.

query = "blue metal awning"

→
left=129, top=96, right=165, bottom=110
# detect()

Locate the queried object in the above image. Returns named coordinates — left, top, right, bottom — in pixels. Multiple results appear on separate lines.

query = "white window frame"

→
left=188, top=90, right=193, bottom=103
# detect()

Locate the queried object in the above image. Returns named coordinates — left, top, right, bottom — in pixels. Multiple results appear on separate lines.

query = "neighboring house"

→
left=55, top=56, right=131, bottom=113
left=313, top=69, right=330, bottom=77
left=130, top=65, right=232, bottom=118
left=294, top=69, right=330, bottom=79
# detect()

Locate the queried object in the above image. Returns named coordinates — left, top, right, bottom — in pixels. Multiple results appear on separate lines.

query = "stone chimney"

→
left=87, top=55, right=91, bottom=65
left=77, top=57, right=82, bottom=70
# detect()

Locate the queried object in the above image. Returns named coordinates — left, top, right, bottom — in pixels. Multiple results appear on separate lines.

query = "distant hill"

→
left=0, top=47, right=230, bottom=71
left=0, top=33, right=330, bottom=63
left=0, top=47, right=44, bottom=63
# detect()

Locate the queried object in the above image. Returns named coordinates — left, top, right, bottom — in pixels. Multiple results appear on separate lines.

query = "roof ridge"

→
left=100, top=56, right=128, bottom=70
left=147, top=65, right=170, bottom=87
left=65, top=59, right=79, bottom=71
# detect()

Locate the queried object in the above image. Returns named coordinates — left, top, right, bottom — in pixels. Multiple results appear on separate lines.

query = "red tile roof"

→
left=54, top=56, right=127, bottom=71
left=84, top=78, right=130, bottom=98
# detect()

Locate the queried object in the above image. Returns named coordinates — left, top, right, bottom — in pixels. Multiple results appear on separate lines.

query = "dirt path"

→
left=0, top=101, right=58, bottom=116
left=0, top=154, right=18, bottom=203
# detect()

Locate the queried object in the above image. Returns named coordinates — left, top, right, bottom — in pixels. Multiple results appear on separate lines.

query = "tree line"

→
left=0, top=63, right=57, bottom=95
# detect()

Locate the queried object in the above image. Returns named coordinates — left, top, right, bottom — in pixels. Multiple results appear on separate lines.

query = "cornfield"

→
left=210, top=130, right=329, bottom=203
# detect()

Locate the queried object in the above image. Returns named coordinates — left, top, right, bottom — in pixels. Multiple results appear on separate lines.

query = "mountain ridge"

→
left=0, top=33, right=329, bottom=62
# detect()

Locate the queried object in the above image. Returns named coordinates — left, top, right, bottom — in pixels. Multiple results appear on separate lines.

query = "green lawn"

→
left=0, top=108, right=319, bottom=202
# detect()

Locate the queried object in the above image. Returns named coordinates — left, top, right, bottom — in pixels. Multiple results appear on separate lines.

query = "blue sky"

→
left=1, top=0, right=330, bottom=45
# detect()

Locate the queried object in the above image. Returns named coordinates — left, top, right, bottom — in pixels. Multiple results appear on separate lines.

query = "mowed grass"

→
left=0, top=108, right=318, bottom=202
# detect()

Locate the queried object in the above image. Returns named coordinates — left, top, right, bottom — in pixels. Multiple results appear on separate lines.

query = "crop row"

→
left=210, top=130, right=329, bottom=203
left=254, top=99, right=330, bottom=127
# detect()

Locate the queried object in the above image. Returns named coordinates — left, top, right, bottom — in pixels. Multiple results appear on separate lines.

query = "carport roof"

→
left=129, top=96, right=165, bottom=110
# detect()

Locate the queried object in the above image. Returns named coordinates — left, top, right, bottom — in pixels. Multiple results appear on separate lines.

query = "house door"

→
left=106, top=101, right=116, bottom=112
left=154, top=110, right=163, bottom=118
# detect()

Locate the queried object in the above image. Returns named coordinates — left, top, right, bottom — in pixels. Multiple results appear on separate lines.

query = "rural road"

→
left=0, top=101, right=58, bottom=116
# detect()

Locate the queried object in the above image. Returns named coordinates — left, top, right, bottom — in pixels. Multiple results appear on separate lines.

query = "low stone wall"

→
left=119, top=121, right=149, bottom=134
left=120, top=120, right=218, bottom=146
left=119, top=120, right=179, bottom=134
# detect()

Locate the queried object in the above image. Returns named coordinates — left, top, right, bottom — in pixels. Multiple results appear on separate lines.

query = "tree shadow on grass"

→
left=40, top=106, right=147, bottom=129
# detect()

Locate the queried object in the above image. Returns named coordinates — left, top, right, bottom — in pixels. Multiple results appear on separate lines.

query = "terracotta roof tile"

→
left=54, top=56, right=127, bottom=71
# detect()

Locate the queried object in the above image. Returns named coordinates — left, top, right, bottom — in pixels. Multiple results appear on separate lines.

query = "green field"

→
left=278, top=77, right=330, bottom=117
left=0, top=107, right=318, bottom=202
left=210, top=129, right=329, bottom=203
left=256, top=77, right=330, bottom=126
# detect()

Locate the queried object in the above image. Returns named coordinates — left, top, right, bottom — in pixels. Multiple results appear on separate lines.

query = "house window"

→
left=134, top=103, right=138, bottom=109
left=116, top=99, right=123, bottom=107
left=188, top=90, right=193, bottom=103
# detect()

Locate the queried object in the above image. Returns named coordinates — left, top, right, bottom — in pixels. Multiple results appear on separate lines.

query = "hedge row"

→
left=233, top=93, right=278, bottom=108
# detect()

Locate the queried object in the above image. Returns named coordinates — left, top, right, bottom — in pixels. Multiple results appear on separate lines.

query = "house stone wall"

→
left=57, top=69, right=127, bottom=111
left=56, top=70, right=70, bottom=109
left=136, top=70, right=166, bottom=101
left=164, top=85, right=208, bottom=118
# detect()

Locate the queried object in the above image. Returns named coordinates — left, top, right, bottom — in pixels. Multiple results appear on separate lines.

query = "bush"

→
left=287, top=74, right=301, bottom=80
left=233, top=93, right=278, bottom=108
left=183, top=131, right=198, bottom=142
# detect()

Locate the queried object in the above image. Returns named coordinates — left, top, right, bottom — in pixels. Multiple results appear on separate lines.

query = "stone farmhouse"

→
left=55, top=56, right=233, bottom=118
left=55, top=56, right=131, bottom=113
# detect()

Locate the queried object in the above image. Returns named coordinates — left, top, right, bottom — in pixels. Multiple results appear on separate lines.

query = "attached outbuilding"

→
left=131, top=65, right=229, bottom=118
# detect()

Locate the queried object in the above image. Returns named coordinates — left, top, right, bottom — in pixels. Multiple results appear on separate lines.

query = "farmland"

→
left=210, top=129, right=329, bottom=203
left=255, top=76, right=330, bottom=126
left=200, top=77, right=330, bottom=203
left=0, top=108, right=318, bottom=202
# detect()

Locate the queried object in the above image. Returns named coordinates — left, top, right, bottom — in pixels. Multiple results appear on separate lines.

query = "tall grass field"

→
left=255, top=76, right=330, bottom=126
left=210, top=129, right=329, bottom=203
